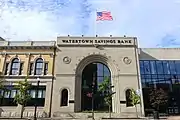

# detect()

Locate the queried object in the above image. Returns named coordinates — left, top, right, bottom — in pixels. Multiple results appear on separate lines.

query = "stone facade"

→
left=51, top=36, right=144, bottom=117
left=2, top=36, right=180, bottom=118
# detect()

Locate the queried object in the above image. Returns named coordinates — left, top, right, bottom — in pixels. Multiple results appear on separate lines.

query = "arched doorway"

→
left=81, top=62, right=111, bottom=111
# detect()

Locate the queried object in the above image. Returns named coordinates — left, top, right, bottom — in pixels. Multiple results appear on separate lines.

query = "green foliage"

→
left=149, top=88, right=168, bottom=110
left=0, top=72, right=4, bottom=98
left=14, top=77, right=31, bottom=106
left=130, top=89, right=141, bottom=106
left=98, top=76, right=115, bottom=106
left=98, top=76, right=116, bottom=118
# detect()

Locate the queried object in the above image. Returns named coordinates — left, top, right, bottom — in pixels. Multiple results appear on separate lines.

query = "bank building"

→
left=0, top=36, right=180, bottom=118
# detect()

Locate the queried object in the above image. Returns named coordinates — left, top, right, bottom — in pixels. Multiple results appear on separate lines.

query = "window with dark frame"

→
left=125, top=89, right=133, bottom=107
left=10, top=58, right=20, bottom=75
left=60, top=89, right=68, bottom=106
left=34, top=58, right=43, bottom=75
left=26, top=86, right=46, bottom=106
left=0, top=86, right=46, bottom=106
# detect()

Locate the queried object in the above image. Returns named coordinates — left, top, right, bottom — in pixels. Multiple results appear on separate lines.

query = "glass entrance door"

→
left=81, top=62, right=111, bottom=111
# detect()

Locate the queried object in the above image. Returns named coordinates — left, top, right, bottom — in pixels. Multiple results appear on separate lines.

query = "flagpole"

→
left=95, top=9, right=97, bottom=37
left=91, top=10, right=97, bottom=120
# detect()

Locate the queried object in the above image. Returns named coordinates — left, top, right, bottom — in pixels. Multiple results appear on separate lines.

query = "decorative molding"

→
left=123, top=57, right=132, bottom=65
left=63, top=56, right=71, bottom=64
left=56, top=73, right=75, bottom=77
left=0, top=52, right=54, bottom=55
left=50, top=53, right=54, bottom=58
left=1, top=53, right=6, bottom=57
left=25, top=53, right=30, bottom=58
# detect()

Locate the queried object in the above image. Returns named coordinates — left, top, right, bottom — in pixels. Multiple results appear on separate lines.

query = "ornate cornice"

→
left=0, top=52, right=54, bottom=55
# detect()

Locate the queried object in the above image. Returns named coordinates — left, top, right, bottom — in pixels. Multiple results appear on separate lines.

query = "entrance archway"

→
left=81, top=62, right=111, bottom=111
left=74, top=54, right=120, bottom=113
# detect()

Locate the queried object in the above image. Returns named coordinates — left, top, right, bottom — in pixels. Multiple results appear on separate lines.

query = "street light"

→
left=91, top=73, right=95, bottom=120
left=34, top=78, right=40, bottom=120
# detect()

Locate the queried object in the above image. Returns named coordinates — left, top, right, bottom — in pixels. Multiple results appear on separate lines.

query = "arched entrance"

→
left=81, top=62, right=111, bottom=111
left=74, top=54, right=120, bottom=113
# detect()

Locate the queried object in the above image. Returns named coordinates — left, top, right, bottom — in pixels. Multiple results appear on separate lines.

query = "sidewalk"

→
left=167, top=116, right=180, bottom=120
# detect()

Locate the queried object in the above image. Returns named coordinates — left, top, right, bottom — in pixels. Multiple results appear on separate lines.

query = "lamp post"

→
left=34, top=78, right=40, bottom=120
left=91, top=73, right=95, bottom=120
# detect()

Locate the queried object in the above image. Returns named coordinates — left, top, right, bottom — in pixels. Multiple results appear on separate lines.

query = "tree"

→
left=98, top=77, right=116, bottom=118
left=14, top=77, right=31, bottom=118
left=129, top=88, right=141, bottom=118
left=149, top=88, right=168, bottom=111
left=0, top=72, right=5, bottom=98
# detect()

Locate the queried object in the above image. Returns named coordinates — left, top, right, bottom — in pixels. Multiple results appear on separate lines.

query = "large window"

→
left=140, top=60, right=180, bottom=116
left=34, top=58, right=43, bottom=75
left=81, top=62, right=111, bottom=111
left=33, top=58, right=49, bottom=75
left=10, top=58, right=20, bottom=75
left=0, top=86, right=46, bottom=106
left=26, top=86, right=46, bottom=106
left=0, top=86, right=17, bottom=106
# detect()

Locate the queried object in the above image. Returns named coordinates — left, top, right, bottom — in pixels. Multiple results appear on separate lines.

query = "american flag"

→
left=96, top=11, right=113, bottom=21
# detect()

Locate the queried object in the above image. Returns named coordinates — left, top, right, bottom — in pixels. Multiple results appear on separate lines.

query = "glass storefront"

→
left=140, top=60, right=180, bottom=116
left=0, top=86, right=46, bottom=106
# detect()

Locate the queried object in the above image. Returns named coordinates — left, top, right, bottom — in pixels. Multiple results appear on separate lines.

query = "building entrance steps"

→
left=51, top=112, right=146, bottom=120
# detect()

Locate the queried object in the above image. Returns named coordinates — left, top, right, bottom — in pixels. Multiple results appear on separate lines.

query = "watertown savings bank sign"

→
left=59, top=38, right=135, bottom=46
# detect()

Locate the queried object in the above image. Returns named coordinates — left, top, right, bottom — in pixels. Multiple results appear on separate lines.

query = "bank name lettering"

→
left=62, top=39, right=132, bottom=44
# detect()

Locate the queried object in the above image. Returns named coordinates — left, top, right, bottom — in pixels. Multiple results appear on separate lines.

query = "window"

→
left=61, top=89, right=68, bottom=106
left=25, top=86, right=46, bottom=106
left=29, top=62, right=34, bottom=75
left=44, top=62, right=48, bottom=75
left=30, top=90, right=36, bottom=98
left=162, top=61, right=170, bottom=74
left=150, top=61, right=157, bottom=74
left=125, top=89, right=133, bottom=107
left=140, top=60, right=180, bottom=115
left=10, top=58, right=20, bottom=75
left=4, top=63, right=9, bottom=75
left=169, top=61, right=176, bottom=74
left=175, top=61, right=180, bottom=74
left=0, top=86, right=46, bottom=107
left=0, top=86, right=17, bottom=106
left=144, top=61, right=151, bottom=74
left=34, top=58, right=43, bottom=75
left=140, top=61, right=144, bottom=74
left=156, top=61, right=163, bottom=74
left=10, top=90, right=16, bottom=98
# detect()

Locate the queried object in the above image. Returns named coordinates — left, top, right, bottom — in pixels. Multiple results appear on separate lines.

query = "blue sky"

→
left=0, top=0, right=180, bottom=47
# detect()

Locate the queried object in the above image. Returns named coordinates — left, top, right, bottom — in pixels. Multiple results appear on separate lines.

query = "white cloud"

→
left=0, top=0, right=180, bottom=47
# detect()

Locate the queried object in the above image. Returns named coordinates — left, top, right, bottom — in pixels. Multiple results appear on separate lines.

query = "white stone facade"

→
left=51, top=36, right=144, bottom=117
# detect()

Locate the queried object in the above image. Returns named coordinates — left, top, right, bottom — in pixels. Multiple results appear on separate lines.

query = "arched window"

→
left=126, top=89, right=133, bottom=107
left=34, top=58, right=43, bottom=75
left=10, top=58, right=20, bottom=75
left=60, top=89, right=68, bottom=106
